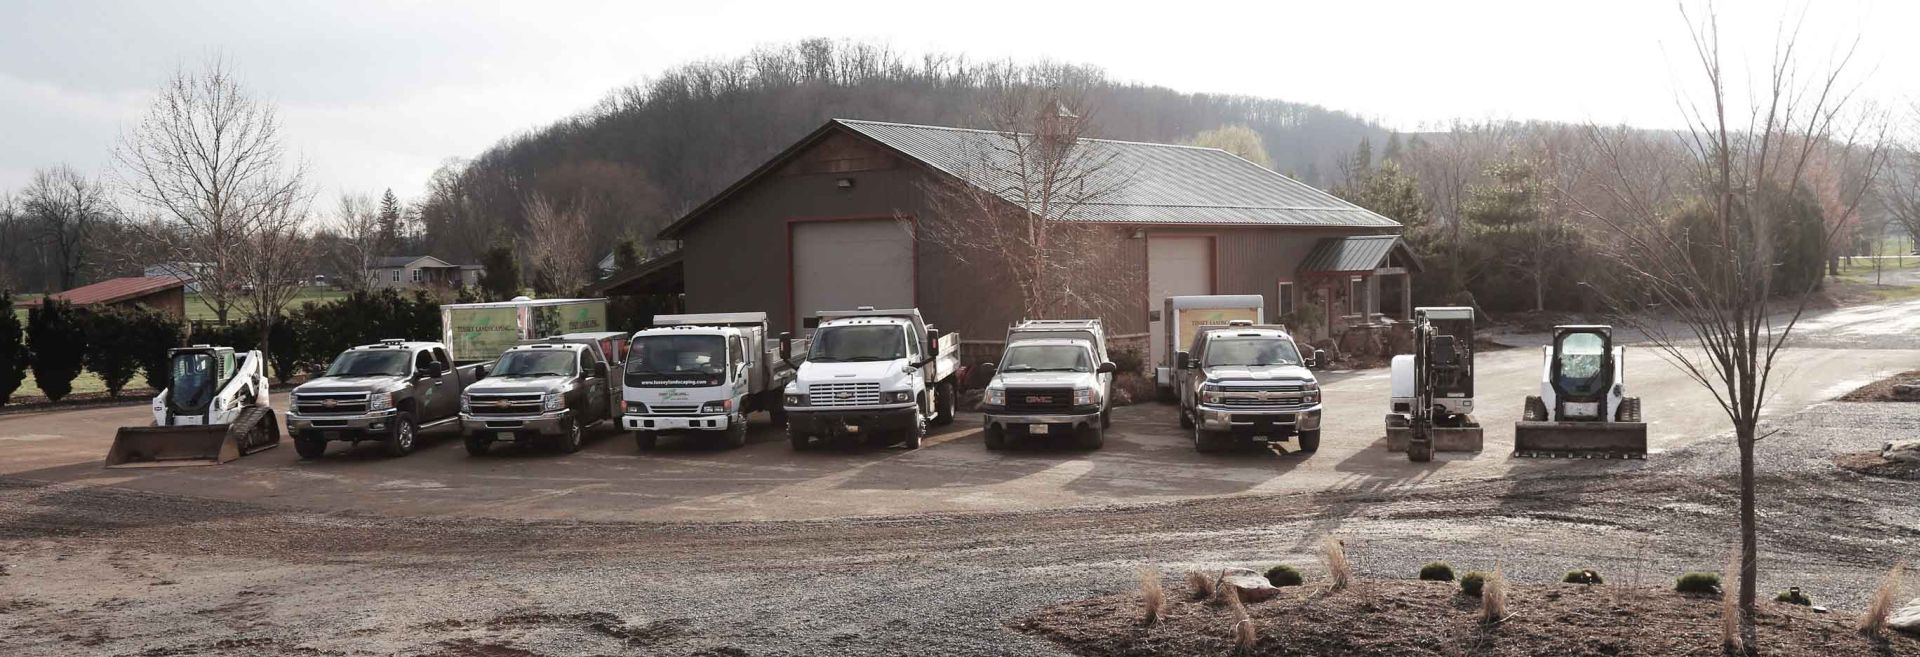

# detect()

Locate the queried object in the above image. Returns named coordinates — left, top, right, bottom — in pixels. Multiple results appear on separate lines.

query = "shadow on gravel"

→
left=0, top=475, right=276, bottom=540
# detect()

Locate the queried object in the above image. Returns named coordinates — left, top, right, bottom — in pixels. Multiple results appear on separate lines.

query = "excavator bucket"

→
left=104, top=425, right=241, bottom=468
left=104, top=408, right=279, bottom=468
left=1512, top=421, right=1648, bottom=459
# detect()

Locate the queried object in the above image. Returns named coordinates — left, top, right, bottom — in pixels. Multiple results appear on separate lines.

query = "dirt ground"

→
left=4, top=297, right=1920, bottom=655
left=1019, top=579, right=1920, bottom=657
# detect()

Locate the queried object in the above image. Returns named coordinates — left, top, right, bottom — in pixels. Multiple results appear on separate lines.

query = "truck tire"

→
left=1194, top=425, right=1224, bottom=453
left=1077, top=424, right=1105, bottom=450
left=294, top=435, right=327, bottom=459
left=1101, top=406, right=1112, bottom=429
left=554, top=416, right=583, bottom=454
left=932, top=381, right=955, bottom=426
left=464, top=435, right=491, bottom=457
left=1297, top=430, right=1321, bottom=453
left=725, top=418, right=748, bottom=449
left=382, top=411, right=417, bottom=457
left=1157, top=385, right=1176, bottom=404
left=983, top=424, right=1006, bottom=450
left=903, top=412, right=926, bottom=450
left=1179, top=408, right=1195, bottom=430
left=788, top=424, right=812, bottom=451
left=634, top=431, right=657, bottom=451
left=767, top=392, right=789, bottom=426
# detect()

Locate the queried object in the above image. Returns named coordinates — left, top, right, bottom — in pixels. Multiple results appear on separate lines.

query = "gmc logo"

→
left=1025, top=396, right=1053, bottom=404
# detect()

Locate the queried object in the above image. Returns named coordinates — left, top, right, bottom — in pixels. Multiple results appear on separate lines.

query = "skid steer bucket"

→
left=1512, top=421, right=1648, bottom=459
left=104, top=425, right=241, bottom=468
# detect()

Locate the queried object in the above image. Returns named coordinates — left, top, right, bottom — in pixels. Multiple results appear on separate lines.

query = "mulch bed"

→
left=1835, top=452, right=1920, bottom=481
left=1839, top=371, right=1920, bottom=402
left=1016, top=579, right=1920, bottom=657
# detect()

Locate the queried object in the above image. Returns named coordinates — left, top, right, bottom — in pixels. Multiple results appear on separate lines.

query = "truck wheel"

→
left=1297, top=430, right=1321, bottom=453
left=1101, top=406, right=1112, bottom=429
left=463, top=435, right=491, bottom=457
left=634, top=431, right=657, bottom=451
left=382, top=412, right=417, bottom=457
left=1179, top=408, right=1195, bottom=430
left=1078, top=424, right=1105, bottom=450
left=555, top=416, right=583, bottom=454
left=725, top=419, right=748, bottom=449
left=294, top=435, right=327, bottom=459
left=1156, top=385, right=1176, bottom=404
left=788, top=426, right=811, bottom=451
left=1194, top=425, right=1222, bottom=454
left=767, top=395, right=789, bottom=426
left=984, top=424, right=1006, bottom=450
left=903, top=412, right=926, bottom=450
left=932, top=381, right=955, bottom=426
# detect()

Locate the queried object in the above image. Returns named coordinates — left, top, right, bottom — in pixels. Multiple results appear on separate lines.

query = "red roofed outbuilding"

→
left=46, top=276, right=190, bottom=319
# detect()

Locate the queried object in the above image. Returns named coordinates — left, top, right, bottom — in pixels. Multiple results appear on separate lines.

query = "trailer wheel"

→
left=634, top=431, right=658, bottom=451
left=463, top=435, right=491, bottom=457
left=984, top=424, right=1006, bottom=450
left=932, top=381, right=955, bottom=426
left=294, top=436, right=327, bottom=459
left=1297, top=430, right=1321, bottom=453
left=382, top=412, right=417, bottom=457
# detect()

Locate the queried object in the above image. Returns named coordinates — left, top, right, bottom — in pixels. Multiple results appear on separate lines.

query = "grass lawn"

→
left=183, top=287, right=350, bottom=322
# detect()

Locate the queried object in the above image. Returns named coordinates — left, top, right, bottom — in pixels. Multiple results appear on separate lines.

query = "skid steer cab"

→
left=1512, top=326, right=1647, bottom=459
left=105, top=345, right=281, bottom=468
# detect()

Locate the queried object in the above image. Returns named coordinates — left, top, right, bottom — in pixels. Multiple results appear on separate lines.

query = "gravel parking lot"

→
left=3, top=298, right=1919, bottom=655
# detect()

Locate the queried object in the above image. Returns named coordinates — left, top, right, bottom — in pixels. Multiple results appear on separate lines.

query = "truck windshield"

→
left=1203, top=338, right=1301, bottom=367
left=1000, top=345, right=1091, bottom=372
left=325, top=351, right=411, bottom=377
left=1554, top=332, right=1608, bottom=397
left=809, top=325, right=905, bottom=362
left=492, top=351, right=578, bottom=377
left=627, top=335, right=726, bottom=376
left=167, top=352, right=217, bottom=410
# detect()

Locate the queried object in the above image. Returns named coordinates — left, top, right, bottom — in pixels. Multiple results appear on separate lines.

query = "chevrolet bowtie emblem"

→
left=323, top=399, right=337, bottom=408
left=494, top=400, right=510, bottom=408
left=836, top=391, right=852, bottom=399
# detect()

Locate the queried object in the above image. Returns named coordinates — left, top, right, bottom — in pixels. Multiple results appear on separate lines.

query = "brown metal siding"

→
left=1208, top=226, right=1396, bottom=324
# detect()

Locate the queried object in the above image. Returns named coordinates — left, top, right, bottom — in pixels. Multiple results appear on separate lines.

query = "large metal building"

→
left=606, top=118, right=1414, bottom=363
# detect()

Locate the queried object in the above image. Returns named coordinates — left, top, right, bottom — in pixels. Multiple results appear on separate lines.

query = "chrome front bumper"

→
left=623, top=413, right=732, bottom=432
left=287, top=409, right=398, bottom=434
left=1197, top=404, right=1322, bottom=433
left=460, top=410, right=569, bottom=436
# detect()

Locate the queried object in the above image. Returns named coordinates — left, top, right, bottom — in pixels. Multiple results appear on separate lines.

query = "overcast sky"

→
left=2, top=0, right=1911, bottom=205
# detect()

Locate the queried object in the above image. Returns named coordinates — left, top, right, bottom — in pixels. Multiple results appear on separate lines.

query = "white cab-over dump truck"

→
left=783, top=307, right=959, bottom=450
left=621, top=312, right=801, bottom=450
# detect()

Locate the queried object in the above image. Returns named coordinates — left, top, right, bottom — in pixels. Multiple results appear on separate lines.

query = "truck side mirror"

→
left=927, top=327, right=941, bottom=348
left=1175, top=351, right=1192, bottom=370
left=778, top=331, right=793, bottom=362
left=474, top=365, right=487, bottom=380
left=1097, top=361, right=1116, bottom=374
left=1311, top=349, right=1327, bottom=369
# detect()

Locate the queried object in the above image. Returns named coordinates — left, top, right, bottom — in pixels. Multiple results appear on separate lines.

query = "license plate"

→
left=845, top=425, right=862, bottom=434
left=1029, top=424, right=1050, bottom=435
left=495, top=432, right=515, bottom=441
left=322, top=431, right=342, bottom=441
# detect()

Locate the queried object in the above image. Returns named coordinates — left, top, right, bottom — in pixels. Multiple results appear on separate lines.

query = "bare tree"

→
left=522, top=193, right=592, bottom=295
left=327, top=193, right=383, bottom=292
left=115, top=58, right=308, bottom=323
left=1580, top=7, right=1886, bottom=650
left=234, top=199, right=315, bottom=379
left=912, top=91, right=1133, bottom=322
left=21, top=165, right=115, bottom=290
left=1883, top=106, right=1920, bottom=252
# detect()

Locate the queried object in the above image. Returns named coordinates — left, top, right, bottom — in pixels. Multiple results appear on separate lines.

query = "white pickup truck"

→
left=621, top=312, right=800, bottom=451
left=782, top=307, right=959, bottom=450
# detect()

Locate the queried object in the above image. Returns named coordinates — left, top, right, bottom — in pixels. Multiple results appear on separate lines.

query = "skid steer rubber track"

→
left=1511, top=420, right=1648, bottom=459
left=105, top=407, right=280, bottom=468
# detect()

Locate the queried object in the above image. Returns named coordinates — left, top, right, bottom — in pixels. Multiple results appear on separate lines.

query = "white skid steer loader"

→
left=1512, top=326, right=1647, bottom=458
left=104, top=345, right=281, bottom=468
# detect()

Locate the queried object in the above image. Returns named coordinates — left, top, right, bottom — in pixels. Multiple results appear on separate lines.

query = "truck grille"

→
left=1004, top=387, right=1075, bottom=413
left=294, top=392, right=368, bottom=415
left=807, top=382, right=881, bottom=407
left=468, top=393, right=543, bottom=416
left=1217, top=384, right=1310, bottom=411
left=649, top=404, right=700, bottom=415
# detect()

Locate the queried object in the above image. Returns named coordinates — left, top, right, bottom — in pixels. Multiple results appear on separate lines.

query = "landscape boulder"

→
left=1883, top=441, right=1920, bottom=463
left=1215, top=567, right=1283, bottom=603
left=1893, top=384, right=1920, bottom=401
left=1889, top=598, right=1920, bottom=635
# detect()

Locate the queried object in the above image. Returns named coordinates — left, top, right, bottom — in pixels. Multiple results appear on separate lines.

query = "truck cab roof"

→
left=817, top=316, right=914, bottom=328
left=1003, top=338, right=1094, bottom=350
left=349, top=339, right=441, bottom=352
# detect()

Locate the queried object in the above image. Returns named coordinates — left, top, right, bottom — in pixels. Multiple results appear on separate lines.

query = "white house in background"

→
left=144, top=262, right=209, bottom=293
left=368, top=255, right=481, bottom=291
left=596, top=250, right=619, bottom=279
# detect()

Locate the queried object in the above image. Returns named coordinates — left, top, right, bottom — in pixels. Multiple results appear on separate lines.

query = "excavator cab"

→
left=1513, top=326, right=1647, bottom=458
left=105, top=345, right=280, bottom=468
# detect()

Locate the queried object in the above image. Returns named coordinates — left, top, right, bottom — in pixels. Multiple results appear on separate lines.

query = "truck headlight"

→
left=541, top=392, right=565, bottom=411
left=625, top=401, right=647, bottom=414
left=1073, top=388, right=1094, bottom=406
left=985, top=388, right=1005, bottom=406
left=1200, top=385, right=1224, bottom=405
left=1302, top=383, right=1321, bottom=404
left=460, top=395, right=471, bottom=413
left=885, top=390, right=912, bottom=404
left=368, top=392, right=394, bottom=412
left=784, top=394, right=808, bottom=407
left=702, top=399, right=732, bottom=414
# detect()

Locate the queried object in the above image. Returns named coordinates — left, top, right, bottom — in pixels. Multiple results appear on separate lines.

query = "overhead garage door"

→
left=791, top=219, right=915, bottom=329
left=1147, top=235, right=1213, bottom=370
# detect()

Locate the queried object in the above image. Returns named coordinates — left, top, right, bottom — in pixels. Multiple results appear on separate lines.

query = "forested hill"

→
left=415, top=39, right=1388, bottom=261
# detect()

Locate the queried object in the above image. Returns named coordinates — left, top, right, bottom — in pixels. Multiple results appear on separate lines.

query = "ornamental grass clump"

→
left=1419, top=562, right=1455, bottom=582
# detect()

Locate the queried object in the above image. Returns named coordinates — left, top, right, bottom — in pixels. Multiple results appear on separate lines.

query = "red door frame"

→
left=785, top=214, right=920, bottom=331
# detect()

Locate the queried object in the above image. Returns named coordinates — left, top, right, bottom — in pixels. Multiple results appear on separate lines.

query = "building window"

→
left=1276, top=281, right=1295, bottom=321
left=391, top=270, right=400, bottom=282
left=411, top=268, right=424, bottom=283
left=1348, top=276, right=1364, bottom=316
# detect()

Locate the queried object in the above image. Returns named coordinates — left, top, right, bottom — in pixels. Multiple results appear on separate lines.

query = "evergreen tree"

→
left=377, top=189, right=404, bottom=253
left=1335, top=160, right=1426, bottom=228
left=25, top=298, right=86, bottom=402
left=613, top=239, right=642, bottom=271
left=0, top=291, right=27, bottom=406
left=80, top=307, right=149, bottom=397
left=477, top=244, right=521, bottom=301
